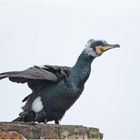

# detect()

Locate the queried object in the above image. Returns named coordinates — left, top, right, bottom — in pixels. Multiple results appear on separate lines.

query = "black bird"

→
left=0, top=39, right=119, bottom=124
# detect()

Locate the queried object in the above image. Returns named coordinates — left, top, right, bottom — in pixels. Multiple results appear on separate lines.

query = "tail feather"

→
left=13, top=116, right=23, bottom=122
left=12, top=111, right=36, bottom=122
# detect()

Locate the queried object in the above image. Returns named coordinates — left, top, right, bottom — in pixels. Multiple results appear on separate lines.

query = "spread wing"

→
left=0, top=65, right=71, bottom=91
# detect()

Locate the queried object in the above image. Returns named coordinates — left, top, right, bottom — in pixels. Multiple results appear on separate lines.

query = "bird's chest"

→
left=41, top=81, right=83, bottom=111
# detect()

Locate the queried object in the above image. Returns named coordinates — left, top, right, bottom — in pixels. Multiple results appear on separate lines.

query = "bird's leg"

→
left=55, top=120, right=59, bottom=124
left=45, top=118, right=48, bottom=124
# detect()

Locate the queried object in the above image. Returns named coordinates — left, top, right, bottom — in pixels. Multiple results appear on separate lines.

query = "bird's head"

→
left=84, top=39, right=120, bottom=57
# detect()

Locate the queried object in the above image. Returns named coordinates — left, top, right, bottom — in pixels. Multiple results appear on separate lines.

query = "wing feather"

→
left=0, top=65, right=71, bottom=91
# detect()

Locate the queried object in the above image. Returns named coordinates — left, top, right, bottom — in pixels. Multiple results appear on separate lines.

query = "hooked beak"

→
left=95, top=43, right=120, bottom=55
left=103, top=44, right=120, bottom=51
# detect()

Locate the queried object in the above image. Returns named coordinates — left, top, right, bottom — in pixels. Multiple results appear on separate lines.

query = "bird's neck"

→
left=68, top=51, right=95, bottom=88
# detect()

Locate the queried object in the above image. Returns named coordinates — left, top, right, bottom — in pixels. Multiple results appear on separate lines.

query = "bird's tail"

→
left=12, top=111, right=36, bottom=122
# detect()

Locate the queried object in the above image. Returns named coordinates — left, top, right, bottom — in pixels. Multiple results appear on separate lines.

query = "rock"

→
left=0, top=122, right=103, bottom=139
left=0, top=130, right=25, bottom=139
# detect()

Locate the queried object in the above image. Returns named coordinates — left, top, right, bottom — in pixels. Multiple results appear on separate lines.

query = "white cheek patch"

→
left=85, top=39, right=95, bottom=48
left=84, top=47, right=98, bottom=57
left=32, top=96, right=43, bottom=113
left=83, top=39, right=98, bottom=57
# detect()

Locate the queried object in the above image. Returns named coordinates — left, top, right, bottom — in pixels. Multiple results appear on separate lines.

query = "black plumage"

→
left=0, top=39, right=120, bottom=124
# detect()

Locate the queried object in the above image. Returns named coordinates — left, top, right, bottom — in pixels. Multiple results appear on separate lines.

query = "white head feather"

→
left=83, top=39, right=98, bottom=57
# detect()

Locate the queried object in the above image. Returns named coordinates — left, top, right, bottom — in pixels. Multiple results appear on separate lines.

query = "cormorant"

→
left=0, top=39, right=119, bottom=124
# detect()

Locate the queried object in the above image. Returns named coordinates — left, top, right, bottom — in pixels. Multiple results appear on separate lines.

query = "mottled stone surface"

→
left=0, top=122, right=103, bottom=139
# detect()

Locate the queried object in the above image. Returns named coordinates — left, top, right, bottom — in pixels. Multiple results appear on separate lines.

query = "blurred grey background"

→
left=0, top=0, right=140, bottom=139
